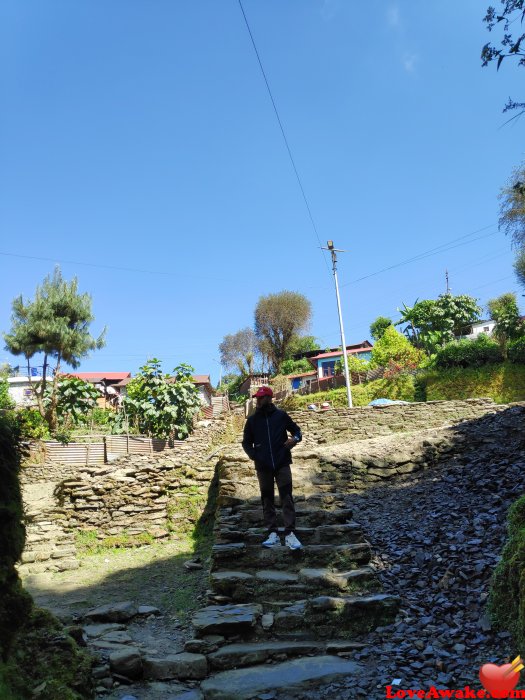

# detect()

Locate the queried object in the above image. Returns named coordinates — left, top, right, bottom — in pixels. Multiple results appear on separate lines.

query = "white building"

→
left=7, top=376, right=38, bottom=407
left=462, top=319, right=496, bottom=340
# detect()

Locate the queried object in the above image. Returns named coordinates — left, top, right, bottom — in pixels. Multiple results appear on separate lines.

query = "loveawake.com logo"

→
left=385, top=654, right=525, bottom=699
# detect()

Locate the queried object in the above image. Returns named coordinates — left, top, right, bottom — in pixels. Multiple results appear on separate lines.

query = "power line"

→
left=0, top=251, right=231, bottom=282
left=237, top=0, right=331, bottom=275
left=341, top=224, right=498, bottom=287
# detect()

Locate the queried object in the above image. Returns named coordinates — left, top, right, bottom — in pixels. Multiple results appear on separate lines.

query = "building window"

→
left=322, top=361, right=335, bottom=378
left=484, top=327, right=490, bottom=332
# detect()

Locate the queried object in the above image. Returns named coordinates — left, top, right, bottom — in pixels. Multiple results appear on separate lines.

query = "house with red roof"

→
left=63, top=372, right=132, bottom=408
left=308, top=341, right=373, bottom=380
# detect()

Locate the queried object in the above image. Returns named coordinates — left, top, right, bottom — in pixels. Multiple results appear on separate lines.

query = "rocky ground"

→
left=22, top=538, right=211, bottom=699
left=21, top=421, right=525, bottom=700
left=278, top=447, right=525, bottom=699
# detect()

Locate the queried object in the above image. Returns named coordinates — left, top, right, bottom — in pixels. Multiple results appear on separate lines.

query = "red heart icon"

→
left=479, top=662, right=520, bottom=698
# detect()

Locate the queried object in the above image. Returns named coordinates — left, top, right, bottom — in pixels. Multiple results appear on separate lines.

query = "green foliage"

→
left=370, top=316, right=392, bottom=341
left=47, top=376, right=100, bottom=426
left=499, top=163, right=525, bottom=246
left=3, top=266, right=106, bottom=430
left=0, top=378, right=14, bottom=411
left=15, top=408, right=50, bottom=441
left=421, top=362, right=525, bottom=403
left=254, top=290, right=312, bottom=372
left=76, top=528, right=155, bottom=555
left=124, top=359, right=201, bottom=439
left=280, top=357, right=313, bottom=375
left=509, top=335, right=525, bottom=363
left=433, top=334, right=504, bottom=368
left=334, top=354, right=369, bottom=376
left=489, top=494, right=525, bottom=655
left=91, top=407, right=113, bottom=425
left=369, top=326, right=424, bottom=370
left=285, top=335, right=320, bottom=358
left=482, top=3, right=525, bottom=114
left=488, top=292, right=524, bottom=357
left=397, top=294, right=482, bottom=353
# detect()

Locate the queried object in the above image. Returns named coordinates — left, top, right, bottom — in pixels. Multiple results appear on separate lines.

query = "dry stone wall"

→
left=19, top=413, right=243, bottom=573
left=18, top=399, right=515, bottom=574
left=217, top=400, right=525, bottom=506
left=290, top=398, right=502, bottom=446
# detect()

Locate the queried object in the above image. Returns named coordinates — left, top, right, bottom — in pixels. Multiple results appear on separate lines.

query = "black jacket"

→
left=242, top=404, right=302, bottom=471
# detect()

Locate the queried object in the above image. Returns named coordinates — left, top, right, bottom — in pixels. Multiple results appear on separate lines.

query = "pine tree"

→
left=4, top=267, right=106, bottom=430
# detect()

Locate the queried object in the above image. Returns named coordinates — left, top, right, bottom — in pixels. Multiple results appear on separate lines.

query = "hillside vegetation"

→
left=281, top=362, right=525, bottom=409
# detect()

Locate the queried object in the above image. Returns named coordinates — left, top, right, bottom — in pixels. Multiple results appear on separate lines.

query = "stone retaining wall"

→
left=19, top=412, right=243, bottom=573
left=289, top=398, right=502, bottom=446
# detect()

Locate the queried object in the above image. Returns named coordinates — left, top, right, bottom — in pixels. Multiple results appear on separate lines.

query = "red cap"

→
left=253, top=386, right=273, bottom=398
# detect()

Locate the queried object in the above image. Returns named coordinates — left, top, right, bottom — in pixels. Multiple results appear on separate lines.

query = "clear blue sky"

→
left=1, top=1, right=523, bottom=384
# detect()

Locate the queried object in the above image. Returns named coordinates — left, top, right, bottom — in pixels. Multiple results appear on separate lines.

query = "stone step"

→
left=217, top=507, right=353, bottom=529
left=210, top=566, right=378, bottom=602
left=211, top=542, right=371, bottom=572
left=231, top=492, right=348, bottom=511
left=207, top=640, right=322, bottom=671
left=272, top=593, right=400, bottom=639
left=200, top=655, right=360, bottom=700
left=192, top=603, right=262, bottom=637
left=218, top=522, right=365, bottom=546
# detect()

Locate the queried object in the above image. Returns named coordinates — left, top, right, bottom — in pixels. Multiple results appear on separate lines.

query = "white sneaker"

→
left=262, top=532, right=281, bottom=548
left=285, top=532, right=303, bottom=550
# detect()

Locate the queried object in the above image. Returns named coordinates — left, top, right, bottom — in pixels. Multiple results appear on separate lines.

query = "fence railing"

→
left=43, top=434, right=187, bottom=465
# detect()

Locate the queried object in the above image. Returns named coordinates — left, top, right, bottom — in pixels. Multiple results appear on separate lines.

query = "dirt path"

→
left=21, top=537, right=211, bottom=699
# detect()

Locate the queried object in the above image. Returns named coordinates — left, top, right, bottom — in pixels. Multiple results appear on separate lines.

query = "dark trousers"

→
left=255, top=463, right=296, bottom=535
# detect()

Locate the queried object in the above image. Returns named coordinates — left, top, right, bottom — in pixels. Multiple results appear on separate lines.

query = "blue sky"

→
left=1, top=1, right=523, bottom=384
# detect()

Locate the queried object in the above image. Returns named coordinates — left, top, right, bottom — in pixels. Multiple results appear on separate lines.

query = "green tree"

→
left=370, top=326, right=424, bottom=370
left=219, top=328, right=259, bottom=377
left=370, top=316, right=393, bottom=342
left=285, top=335, right=320, bottom=359
left=396, top=294, right=481, bottom=354
left=123, top=359, right=201, bottom=439
left=254, top=291, right=312, bottom=373
left=3, top=267, right=106, bottom=430
left=499, top=164, right=525, bottom=248
left=482, top=1, right=525, bottom=114
left=487, top=292, right=524, bottom=357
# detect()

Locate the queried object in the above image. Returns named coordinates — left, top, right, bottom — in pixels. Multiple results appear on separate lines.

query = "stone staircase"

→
left=187, top=456, right=400, bottom=699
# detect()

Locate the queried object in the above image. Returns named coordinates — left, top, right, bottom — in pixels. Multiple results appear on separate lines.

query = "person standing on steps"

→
left=242, top=385, right=303, bottom=550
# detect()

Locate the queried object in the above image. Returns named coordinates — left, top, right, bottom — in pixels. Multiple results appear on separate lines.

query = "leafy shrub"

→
left=489, top=494, right=525, bottom=655
left=124, top=359, right=201, bottom=439
left=280, top=358, right=313, bottom=375
left=334, top=354, right=369, bottom=375
left=48, top=376, right=100, bottom=425
left=15, top=409, right=50, bottom=441
left=433, top=334, right=503, bottom=368
left=508, top=336, right=525, bottom=364
left=369, top=326, right=423, bottom=370
left=0, top=379, right=14, bottom=410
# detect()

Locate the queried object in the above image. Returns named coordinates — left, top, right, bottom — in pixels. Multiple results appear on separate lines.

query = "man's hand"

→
left=284, top=437, right=297, bottom=449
